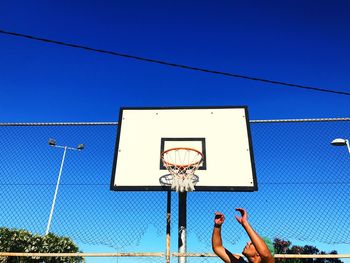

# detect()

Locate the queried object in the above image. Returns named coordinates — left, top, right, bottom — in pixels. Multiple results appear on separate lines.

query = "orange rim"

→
left=161, top=147, right=203, bottom=168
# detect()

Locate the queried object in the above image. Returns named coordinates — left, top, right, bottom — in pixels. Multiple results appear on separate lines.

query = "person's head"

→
left=242, top=241, right=260, bottom=262
left=242, top=238, right=275, bottom=262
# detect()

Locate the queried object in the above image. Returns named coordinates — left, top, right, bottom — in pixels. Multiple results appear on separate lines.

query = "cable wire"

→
left=1, top=117, right=350, bottom=126
left=0, top=29, right=349, bottom=96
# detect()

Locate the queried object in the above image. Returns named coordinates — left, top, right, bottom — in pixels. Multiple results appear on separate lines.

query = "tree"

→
left=273, top=238, right=343, bottom=263
left=0, top=227, right=84, bottom=263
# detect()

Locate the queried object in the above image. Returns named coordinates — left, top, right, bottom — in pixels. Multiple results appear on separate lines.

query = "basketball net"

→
left=161, top=147, right=203, bottom=192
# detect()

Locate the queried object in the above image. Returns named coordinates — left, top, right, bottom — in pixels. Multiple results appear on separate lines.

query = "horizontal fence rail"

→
left=1, top=252, right=349, bottom=258
left=0, top=252, right=164, bottom=257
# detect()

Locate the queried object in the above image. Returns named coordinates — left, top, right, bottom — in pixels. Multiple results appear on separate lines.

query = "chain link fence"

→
left=0, top=119, right=349, bottom=262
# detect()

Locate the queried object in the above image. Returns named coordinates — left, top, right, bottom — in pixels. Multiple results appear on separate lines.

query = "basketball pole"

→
left=178, top=191, right=187, bottom=263
left=166, top=190, right=171, bottom=263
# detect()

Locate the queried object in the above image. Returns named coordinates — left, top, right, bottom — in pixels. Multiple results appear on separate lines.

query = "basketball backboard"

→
left=110, top=106, right=257, bottom=191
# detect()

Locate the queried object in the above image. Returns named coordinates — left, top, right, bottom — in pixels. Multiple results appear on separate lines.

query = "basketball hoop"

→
left=160, top=147, right=203, bottom=192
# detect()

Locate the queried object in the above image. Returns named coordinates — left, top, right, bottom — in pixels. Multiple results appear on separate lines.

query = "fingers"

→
left=235, top=207, right=245, bottom=214
left=214, top=212, right=224, bottom=220
left=235, top=208, right=248, bottom=218
left=234, top=217, right=244, bottom=228
left=214, top=212, right=225, bottom=225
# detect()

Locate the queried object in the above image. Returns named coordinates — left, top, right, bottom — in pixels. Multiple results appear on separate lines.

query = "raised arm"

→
left=235, top=208, right=275, bottom=263
left=212, top=212, right=242, bottom=263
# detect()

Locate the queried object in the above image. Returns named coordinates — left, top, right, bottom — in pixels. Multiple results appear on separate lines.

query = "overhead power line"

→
left=0, top=28, right=349, bottom=96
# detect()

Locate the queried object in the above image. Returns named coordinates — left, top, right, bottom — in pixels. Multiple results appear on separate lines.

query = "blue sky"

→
left=0, top=1, right=350, bottom=262
left=0, top=0, right=349, bottom=123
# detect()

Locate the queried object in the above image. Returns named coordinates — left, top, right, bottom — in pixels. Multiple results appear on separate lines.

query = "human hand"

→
left=214, top=212, right=225, bottom=226
left=235, top=208, right=248, bottom=226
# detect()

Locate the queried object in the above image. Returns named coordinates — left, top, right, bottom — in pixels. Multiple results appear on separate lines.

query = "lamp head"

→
left=331, top=138, right=348, bottom=146
left=48, top=139, right=57, bottom=146
left=77, top=144, right=85, bottom=150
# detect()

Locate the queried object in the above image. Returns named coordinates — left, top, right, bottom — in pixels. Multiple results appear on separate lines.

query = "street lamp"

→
left=45, top=138, right=85, bottom=235
left=331, top=138, right=350, bottom=155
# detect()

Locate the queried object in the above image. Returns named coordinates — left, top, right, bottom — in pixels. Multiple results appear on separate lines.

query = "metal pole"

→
left=45, top=146, right=67, bottom=235
left=166, top=190, right=171, bottom=263
left=178, top=191, right=187, bottom=263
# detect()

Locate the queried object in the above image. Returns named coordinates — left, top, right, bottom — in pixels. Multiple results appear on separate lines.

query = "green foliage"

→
left=273, top=238, right=343, bottom=263
left=0, top=227, right=84, bottom=262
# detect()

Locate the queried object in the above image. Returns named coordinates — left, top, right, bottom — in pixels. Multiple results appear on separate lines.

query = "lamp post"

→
left=331, top=138, right=350, bottom=155
left=45, top=139, right=85, bottom=235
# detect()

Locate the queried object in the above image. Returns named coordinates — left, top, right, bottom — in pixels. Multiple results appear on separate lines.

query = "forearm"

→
left=212, top=226, right=238, bottom=263
left=212, top=225, right=223, bottom=249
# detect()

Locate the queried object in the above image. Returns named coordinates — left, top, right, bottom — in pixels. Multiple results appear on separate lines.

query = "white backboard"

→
left=110, top=106, right=257, bottom=191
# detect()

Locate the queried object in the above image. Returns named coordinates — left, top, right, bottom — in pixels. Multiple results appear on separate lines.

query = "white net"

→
left=161, top=148, right=203, bottom=192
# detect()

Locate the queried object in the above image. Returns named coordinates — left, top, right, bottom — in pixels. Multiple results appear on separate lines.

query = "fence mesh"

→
left=0, top=120, right=349, bottom=261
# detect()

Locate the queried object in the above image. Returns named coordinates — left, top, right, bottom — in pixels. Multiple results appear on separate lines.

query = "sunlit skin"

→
left=242, top=242, right=260, bottom=262
left=212, top=208, right=274, bottom=263
left=243, top=241, right=256, bottom=256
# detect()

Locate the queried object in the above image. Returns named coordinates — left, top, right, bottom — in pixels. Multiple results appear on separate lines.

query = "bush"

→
left=0, top=227, right=84, bottom=262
